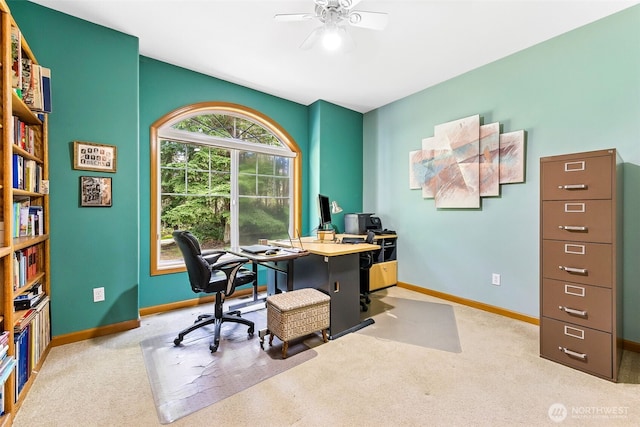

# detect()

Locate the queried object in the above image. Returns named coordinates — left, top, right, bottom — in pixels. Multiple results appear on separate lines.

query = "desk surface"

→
left=269, top=235, right=381, bottom=257
left=231, top=233, right=391, bottom=260
left=228, top=247, right=306, bottom=262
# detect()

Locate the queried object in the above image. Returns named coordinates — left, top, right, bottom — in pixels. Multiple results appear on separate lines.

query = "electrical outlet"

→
left=492, top=273, right=501, bottom=286
left=93, top=287, right=105, bottom=302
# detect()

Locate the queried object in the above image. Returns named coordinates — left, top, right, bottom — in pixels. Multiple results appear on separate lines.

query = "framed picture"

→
left=80, top=176, right=112, bottom=207
left=73, top=141, right=117, bottom=173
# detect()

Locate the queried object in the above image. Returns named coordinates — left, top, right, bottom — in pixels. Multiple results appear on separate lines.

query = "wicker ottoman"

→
left=265, top=288, right=330, bottom=358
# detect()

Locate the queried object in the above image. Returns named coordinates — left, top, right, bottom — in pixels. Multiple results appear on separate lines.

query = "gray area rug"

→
left=358, top=295, right=462, bottom=353
left=140, top=310, right=317, bottom=424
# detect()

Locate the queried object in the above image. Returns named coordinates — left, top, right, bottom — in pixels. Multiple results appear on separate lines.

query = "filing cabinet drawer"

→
left=541, top=154, right=612, bottom=200
left=542, top=240, right=612, bottom=287
left=541, top=278, right=612, bottom=332
left=541, top=200, right=612, bottom=243
left=369, top=260, right=397, bottom=291
left=540, top=317, right=612, bottom=379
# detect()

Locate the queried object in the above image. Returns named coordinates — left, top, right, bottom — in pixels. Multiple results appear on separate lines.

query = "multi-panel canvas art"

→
left=409, top=115, right=525, bottom=208
left=499, top=130, right=526, bottom=184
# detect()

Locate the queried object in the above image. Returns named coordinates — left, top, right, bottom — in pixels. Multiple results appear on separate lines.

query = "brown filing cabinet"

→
left=539, top=149, right=623, bottom=381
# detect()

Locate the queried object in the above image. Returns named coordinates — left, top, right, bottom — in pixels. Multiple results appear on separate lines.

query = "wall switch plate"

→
left=93, top=287, right=105, bottom=302
left=492, top=273, right=501, bottom=286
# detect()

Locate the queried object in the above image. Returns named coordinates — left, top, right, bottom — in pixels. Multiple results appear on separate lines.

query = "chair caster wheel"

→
left=173, top=337, right=182, bottom=346
left=210, top=343, right=219, bottom=353
left=248, top=326, right=254, bottom=336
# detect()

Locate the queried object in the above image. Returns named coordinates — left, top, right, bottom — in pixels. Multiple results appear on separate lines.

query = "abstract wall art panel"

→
left=499, top=130, right=525, bottom=184
left=419, top=136, right=451, bottom=198
left=409, top=149, right=427, bottom=190
left=409, top=115, right=525, bottom=210
left=432, top=115, right=480, bottom=208
left=479, top=122, right=500, bottom=197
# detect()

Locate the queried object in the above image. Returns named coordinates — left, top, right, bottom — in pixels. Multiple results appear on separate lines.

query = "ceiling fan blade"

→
left=348, top=10, right=388, bottom=30
left=300, top=26, right=325, bottom=50
left=274, top=13, right=314, bottom=22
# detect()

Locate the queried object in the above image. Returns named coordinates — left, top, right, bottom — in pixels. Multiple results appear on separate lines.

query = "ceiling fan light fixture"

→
left=276, top=0, right=386, bottom=51
left=322, top=26, right=342, bottom=51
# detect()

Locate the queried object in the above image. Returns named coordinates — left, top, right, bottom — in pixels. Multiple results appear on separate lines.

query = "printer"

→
left=344, top=213, right=383, bottom=235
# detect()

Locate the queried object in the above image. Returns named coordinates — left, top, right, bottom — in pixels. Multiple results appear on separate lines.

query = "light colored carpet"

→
left=11, top=286, right=640, bottom=426
left=140, top=308, right=317, bottom=424
left=358, top=294, right=461, bottom=353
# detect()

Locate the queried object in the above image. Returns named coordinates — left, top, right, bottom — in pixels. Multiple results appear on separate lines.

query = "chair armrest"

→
left=210, top=256, right=250, bottom=271
left=209, top=256, right=253, bottom=296
left=201, top=250, right=227, bottom=265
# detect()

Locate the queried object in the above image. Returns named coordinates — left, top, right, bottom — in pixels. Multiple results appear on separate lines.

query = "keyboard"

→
left=341, top=237, right=365, bottom=244
left=281, top=247, right=305, bottom=253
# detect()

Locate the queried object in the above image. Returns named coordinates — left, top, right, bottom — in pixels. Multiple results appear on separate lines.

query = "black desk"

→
left=230, top=239, right=378, bottom=339
left=226, top=248, right=307, bottom=311
left=269, top=238, right=379, bottom=339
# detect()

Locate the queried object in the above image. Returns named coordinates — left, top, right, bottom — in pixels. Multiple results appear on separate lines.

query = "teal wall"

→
left=363, top=6, right=640, bottom=341
left=9, top=1, right=362, bottom=336
left=138, top=58, right=312, bottom=308
left=308, top=101, right=363, bottom=232
left=10, top=1, right=140, bottom=336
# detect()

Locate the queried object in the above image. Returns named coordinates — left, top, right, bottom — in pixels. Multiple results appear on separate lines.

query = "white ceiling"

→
left=28, top=0, right=639, bottom=113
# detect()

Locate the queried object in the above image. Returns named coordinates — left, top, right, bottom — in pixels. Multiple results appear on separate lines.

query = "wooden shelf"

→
left=1, top=3, right=52, bottom=416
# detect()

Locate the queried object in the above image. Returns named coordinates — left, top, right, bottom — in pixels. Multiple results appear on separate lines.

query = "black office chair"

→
left=172, top=230, right=256, bottom=352
left=359, top=231, right=376, bottom=311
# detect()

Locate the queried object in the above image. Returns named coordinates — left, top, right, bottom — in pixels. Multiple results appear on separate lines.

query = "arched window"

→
left=150, top=102, right=301, bottom=275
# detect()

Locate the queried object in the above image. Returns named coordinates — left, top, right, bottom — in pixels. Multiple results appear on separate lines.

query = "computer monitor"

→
left=318, top=194, right=332, bottom=230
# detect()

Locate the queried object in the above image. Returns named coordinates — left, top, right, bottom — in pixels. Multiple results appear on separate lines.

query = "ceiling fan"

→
left=274, top=0, right=389, bottom=51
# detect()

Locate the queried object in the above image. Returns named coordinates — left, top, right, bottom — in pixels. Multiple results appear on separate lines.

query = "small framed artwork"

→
left=73, top=141, right=117, bottom=173
left=80, top=176, right=112, bottom=207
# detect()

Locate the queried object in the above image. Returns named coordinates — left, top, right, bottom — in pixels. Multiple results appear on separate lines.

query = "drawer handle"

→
left=558, top=225, right=587, bottom=231
left=559, top=266, right=587, bottom=274
left=559, top=346, right=587, bottom=360
left=558, top=184, right=587, bottom=190
left=559, top=306, right=587, bottom=317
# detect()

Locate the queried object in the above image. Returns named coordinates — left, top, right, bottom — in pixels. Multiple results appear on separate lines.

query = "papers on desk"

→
left=280, top=247, right=306, bottom=254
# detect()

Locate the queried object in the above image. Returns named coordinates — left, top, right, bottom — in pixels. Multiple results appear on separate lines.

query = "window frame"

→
left=150, top=102, right=302, bottom=275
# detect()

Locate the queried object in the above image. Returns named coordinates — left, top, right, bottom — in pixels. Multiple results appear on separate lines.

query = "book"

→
left=21, top=57, right=32, bottom=106
left=14, top=307, right=37, bottom=333
left=29, top=206, right=44, bottom=235
left=11, top=26, right=22, bottom=88
left=0, top=357, right=15, bottom=385
left=14, top=327, right=29, bottom=396
left=25, top=64, right=43, bottom=111
left=40, top=66, right=52, bottom=113
left=0, top=331, right=9, bottom=347
left=19, top=206, right=30, bottom=237
left=12, top=154, right=21, bottom=189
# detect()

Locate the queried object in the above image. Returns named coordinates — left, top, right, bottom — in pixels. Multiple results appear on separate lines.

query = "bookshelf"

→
left=0, top=0, right=51, bottom=422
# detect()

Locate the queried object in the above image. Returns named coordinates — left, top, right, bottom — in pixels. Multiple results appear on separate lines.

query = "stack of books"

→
left=14, top=282, right=44, bottom=311
left=11, top=25, right=51, bottom=113
left=0, top=331, right=16, bottom=415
